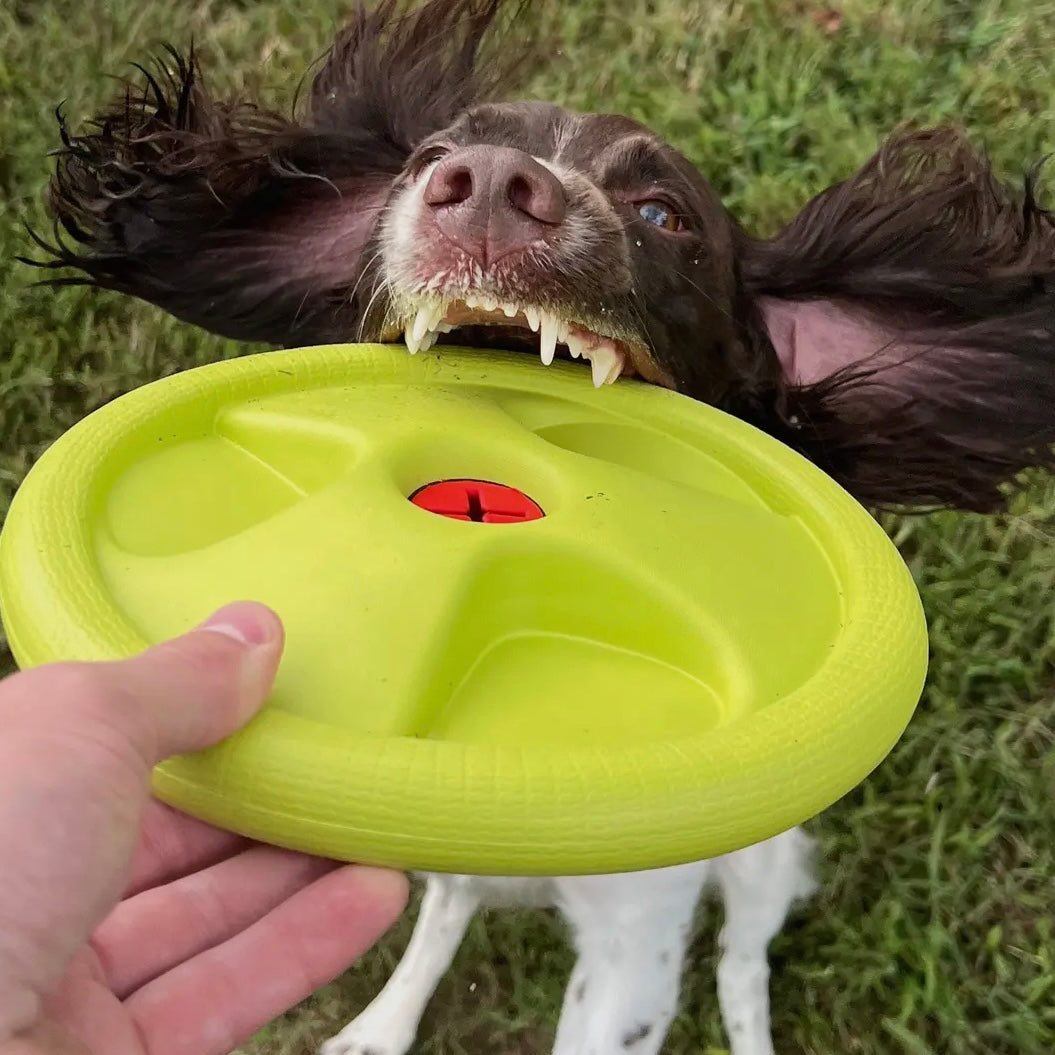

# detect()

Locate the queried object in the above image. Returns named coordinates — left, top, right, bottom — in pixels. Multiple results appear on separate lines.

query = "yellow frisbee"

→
left=0, top=344, right=928, bottom=875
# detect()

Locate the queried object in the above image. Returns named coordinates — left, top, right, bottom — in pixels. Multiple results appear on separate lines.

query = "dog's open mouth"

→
left=387, top=294, right=651, bottom=387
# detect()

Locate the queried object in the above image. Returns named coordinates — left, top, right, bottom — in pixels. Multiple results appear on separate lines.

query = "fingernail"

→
left=200, top=602, right=282, bottom=649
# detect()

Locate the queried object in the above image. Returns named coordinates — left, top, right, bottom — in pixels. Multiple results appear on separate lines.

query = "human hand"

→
left=0, top=602, right=409, bottom=1055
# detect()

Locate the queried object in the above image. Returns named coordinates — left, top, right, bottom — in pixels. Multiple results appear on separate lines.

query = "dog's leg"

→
left=320, top=873, right=480, bottom=1055
left=550, top=862, right=709, bottom=1055
left=712, top=828, right=817, bottom=1055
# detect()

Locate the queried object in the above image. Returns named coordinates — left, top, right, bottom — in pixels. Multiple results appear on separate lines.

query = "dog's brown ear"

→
left=310, top=0, right=523, bottom=149
left=24, top=47, right=393, bottom=346
left=23, top=1, right=523, bottom=346
left=741, top=126, right=1055, bottom=513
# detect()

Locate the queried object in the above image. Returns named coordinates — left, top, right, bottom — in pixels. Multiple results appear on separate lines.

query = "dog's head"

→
left=377, top=101, right=752, bottom=399
left=28, top=0, right=1055, bottom=512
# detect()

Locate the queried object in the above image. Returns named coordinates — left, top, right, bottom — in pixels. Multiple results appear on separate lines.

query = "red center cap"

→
left=410, top=480, right=545, bottom=524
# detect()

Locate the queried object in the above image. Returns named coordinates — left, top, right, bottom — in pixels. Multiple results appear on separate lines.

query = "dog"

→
left=24, top=2, right=1055, bottom=1053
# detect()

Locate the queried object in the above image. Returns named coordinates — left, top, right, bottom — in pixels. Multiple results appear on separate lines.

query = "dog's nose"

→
left=422, top=145, right=566, bottom=266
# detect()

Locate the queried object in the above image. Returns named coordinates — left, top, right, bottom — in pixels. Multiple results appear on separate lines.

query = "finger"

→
left=0, top=602, right=284, bottom=768
left=95, top=846, right=338, bottom=998
left=95, top=601, right=285, bottom=764
left=125, top=802, right=249, bottom=897
left=127, top=867, right=409, bottom=1055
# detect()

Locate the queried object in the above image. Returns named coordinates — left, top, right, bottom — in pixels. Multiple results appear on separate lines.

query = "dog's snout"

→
left=423, top=146, right=566, bottom=223
left=422, top=145, right=566, bottom=266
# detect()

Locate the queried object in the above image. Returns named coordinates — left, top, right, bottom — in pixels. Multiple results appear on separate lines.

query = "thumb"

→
left=0, top=604, right=285, bottom=1039
left=98, top=601, right=285, bottom=764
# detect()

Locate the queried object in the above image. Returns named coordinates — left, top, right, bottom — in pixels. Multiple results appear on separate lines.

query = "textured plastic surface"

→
left=0, top=344, right=928, bottom=875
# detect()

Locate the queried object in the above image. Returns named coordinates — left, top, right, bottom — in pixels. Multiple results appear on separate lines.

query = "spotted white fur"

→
left=321, top=827, right=816, bottom=1055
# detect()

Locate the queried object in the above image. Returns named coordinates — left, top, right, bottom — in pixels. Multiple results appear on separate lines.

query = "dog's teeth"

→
left=502, top=302, right=518, bottom=318
left=589, top=351, right=608, bottom=388
left=463, top=293, right=479, bottom=310
left=556, top=318, right=570, bottom=344
left=587, top=343, right=622, bottom=388
left=405, top=301, right=444, bottom=355
left=481, top=294, right=497, bottom=312
left=539, top=312, right=558, bottom=366
left=524, top=306, right=541, bottom=332
left=565, top=331, right=590, bottom=362
left=605, top=350, right=626, bottom=384
left=410, top=305, right=434, bottom=345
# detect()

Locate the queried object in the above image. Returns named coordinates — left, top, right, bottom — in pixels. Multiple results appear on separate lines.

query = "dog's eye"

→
left=637, top=199, right=682, bottom=232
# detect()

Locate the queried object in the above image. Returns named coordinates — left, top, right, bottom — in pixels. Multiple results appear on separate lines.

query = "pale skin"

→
left=0, top=601, right=409, bottom=1055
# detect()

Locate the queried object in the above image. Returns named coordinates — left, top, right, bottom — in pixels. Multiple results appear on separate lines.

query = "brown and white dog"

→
left=26, top=2, right=1055, bottom=1053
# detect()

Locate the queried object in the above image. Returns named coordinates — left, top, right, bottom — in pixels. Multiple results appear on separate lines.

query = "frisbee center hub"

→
left=410, top=480, right=545, bottom=524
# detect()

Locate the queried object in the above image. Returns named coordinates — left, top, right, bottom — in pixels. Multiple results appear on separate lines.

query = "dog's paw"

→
left=319, top=1018, right=415, bottom=1055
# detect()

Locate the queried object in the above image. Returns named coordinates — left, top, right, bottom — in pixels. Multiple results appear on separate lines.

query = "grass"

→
left=2, top=0, right=1054, bottom=1052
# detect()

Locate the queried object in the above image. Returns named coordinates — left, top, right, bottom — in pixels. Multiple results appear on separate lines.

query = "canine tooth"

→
left=605, top=351, right=626, bottom=384
left=502, top=303, right=518, bottom=317
left=525, top=307, right=541, bottom=332
left=539, top=312, right=558, bottom=366
left=588, top=344, right=620, bottom=388
left=405, top=329, right=421, bottom=355
left=410, top=304, right=434, bottom=345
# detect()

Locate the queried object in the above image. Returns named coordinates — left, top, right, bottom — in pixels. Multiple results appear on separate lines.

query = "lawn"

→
left=1, top=1, right=1053, bottom=1053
